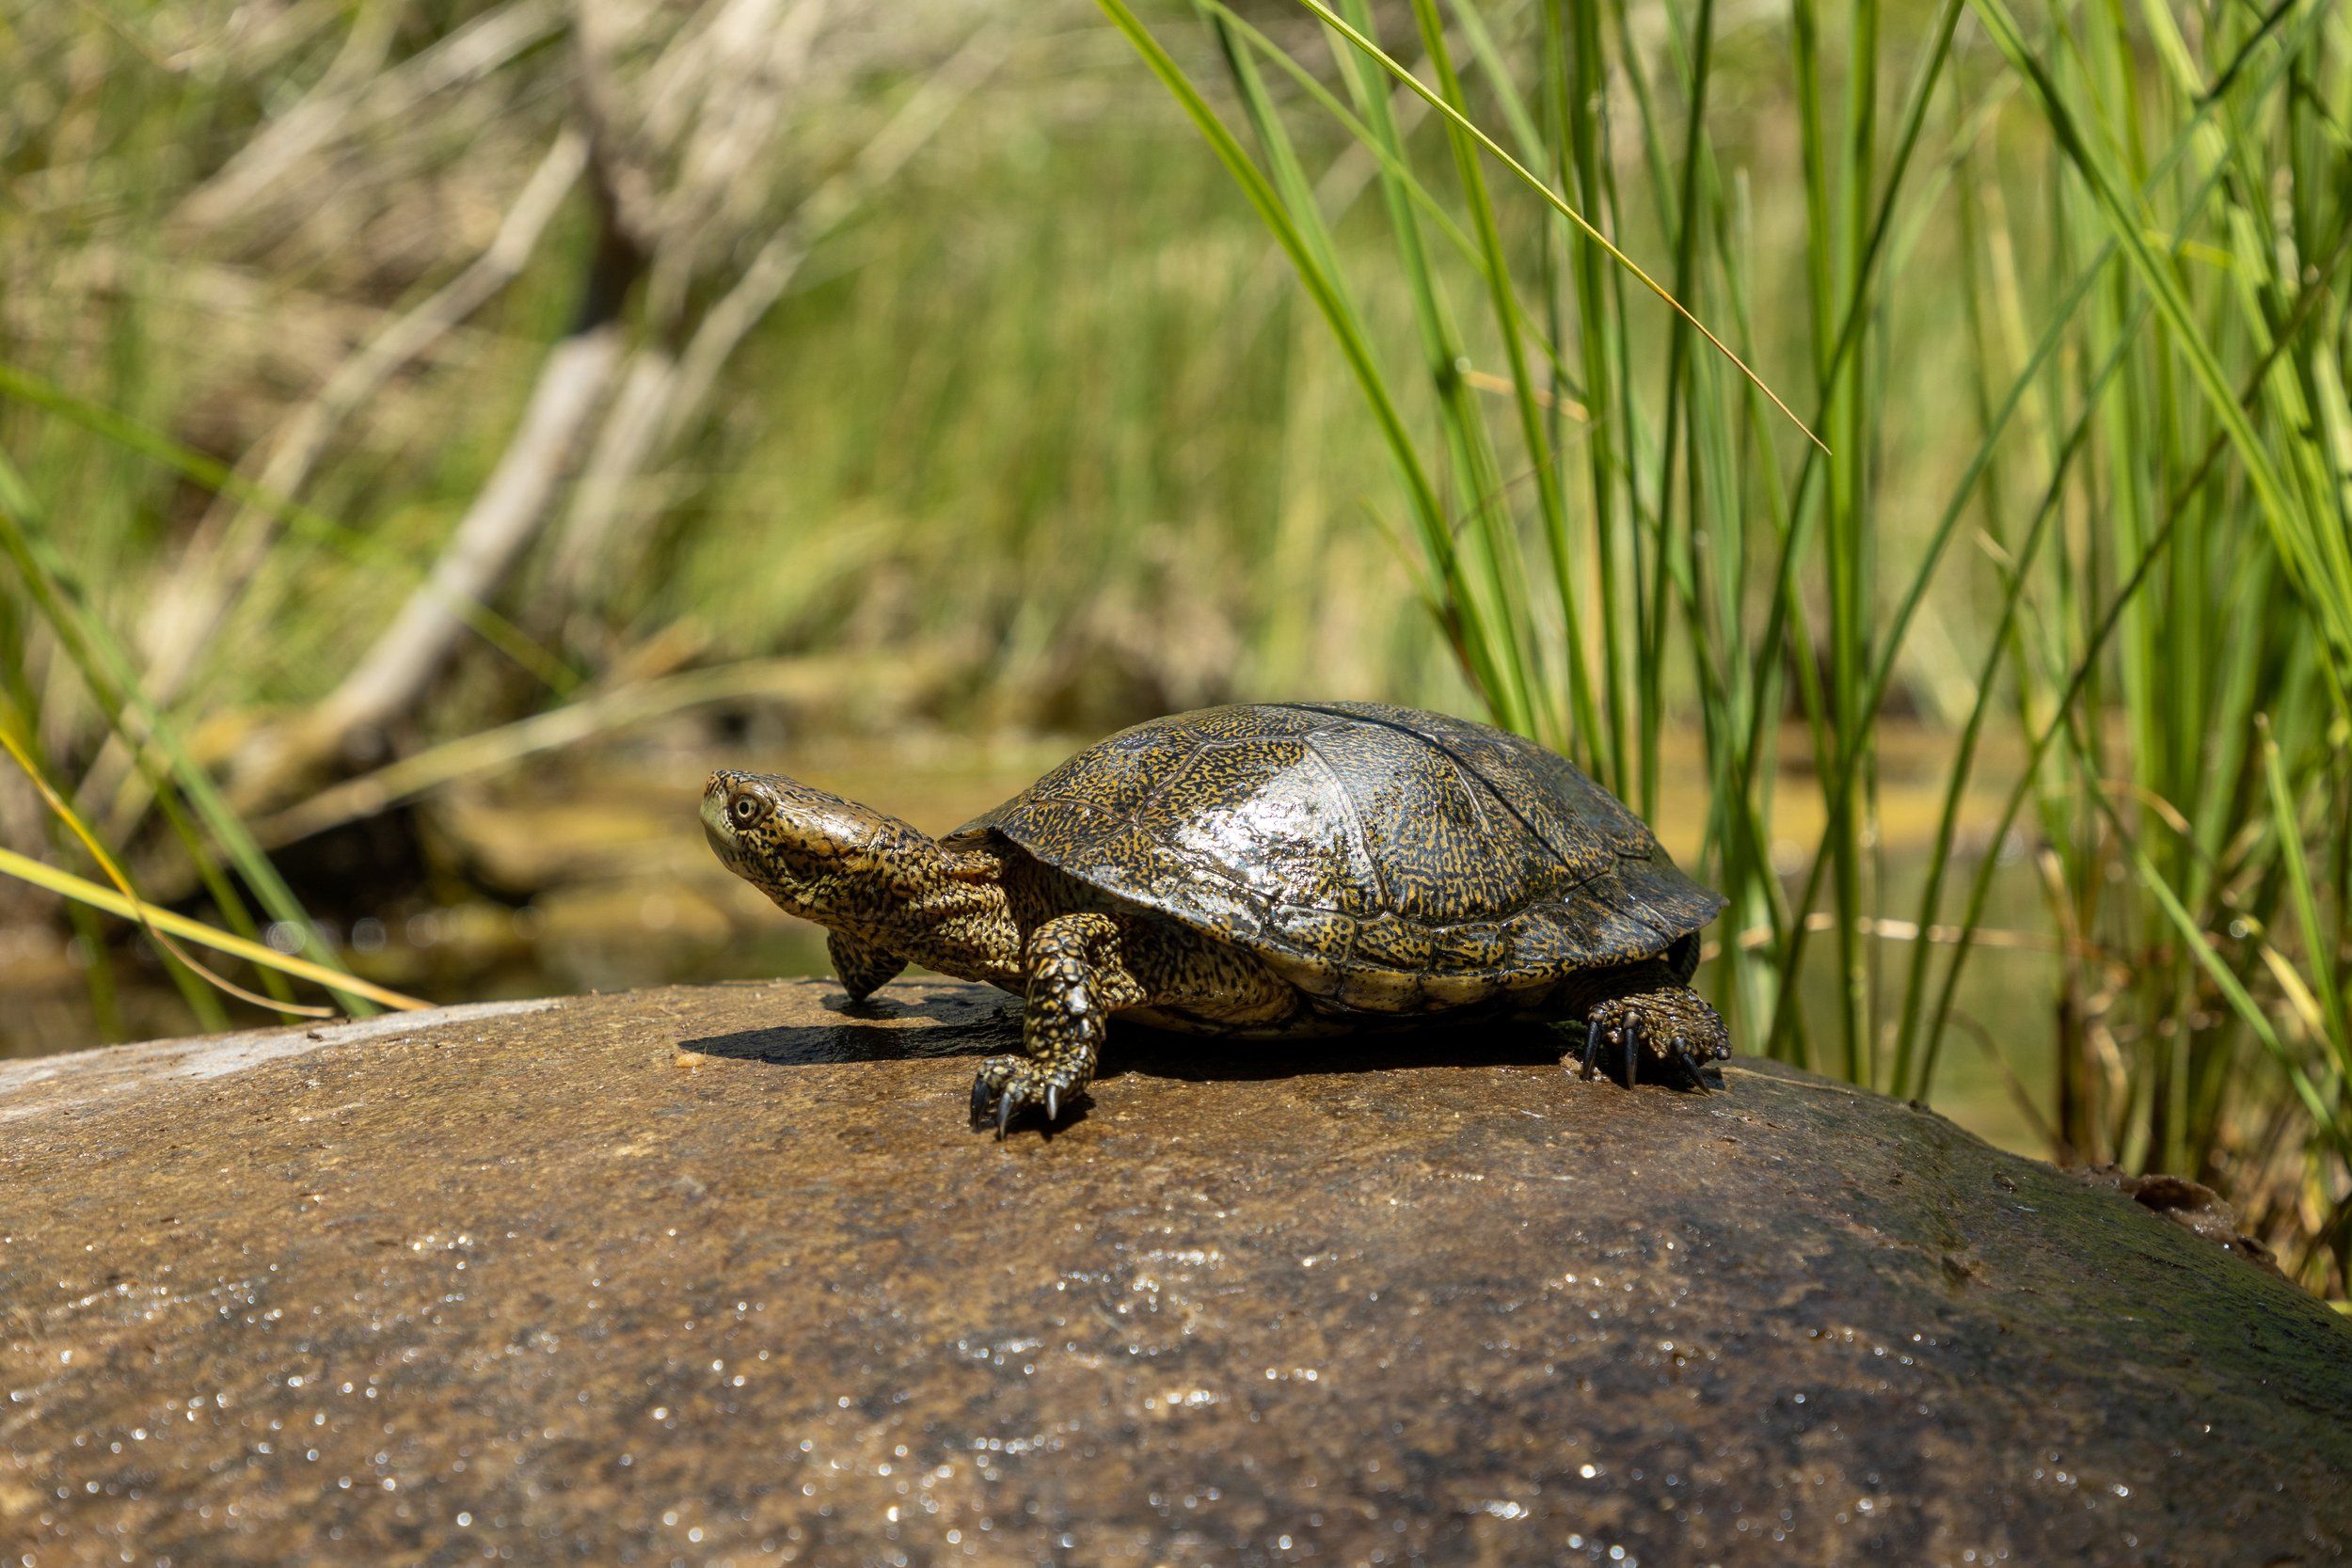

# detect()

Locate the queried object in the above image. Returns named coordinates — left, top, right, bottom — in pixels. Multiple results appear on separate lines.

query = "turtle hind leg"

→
left=1558, top=962, right=1730, bottom=1093
left=972, top=912, right=1145, bottom=1136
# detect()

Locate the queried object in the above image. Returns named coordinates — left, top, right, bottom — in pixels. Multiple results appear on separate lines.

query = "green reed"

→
left=1104, top=0, right=2351, bottom=1289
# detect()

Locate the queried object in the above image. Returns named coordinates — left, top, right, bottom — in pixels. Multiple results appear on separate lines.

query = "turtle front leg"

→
left=972, top=912, right=1144, bottom=1136
left=828, top=931, right=907, bottom=1003
left=1557, top=954, right=1730, bottom=1091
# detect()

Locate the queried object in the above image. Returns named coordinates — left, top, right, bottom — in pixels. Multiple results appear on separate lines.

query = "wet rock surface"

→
left=3, top=979, right=2348, bottom=1567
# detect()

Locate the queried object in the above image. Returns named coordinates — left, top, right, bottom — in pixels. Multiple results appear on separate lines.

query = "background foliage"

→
left=2, top=0, right=2346, bottom=1291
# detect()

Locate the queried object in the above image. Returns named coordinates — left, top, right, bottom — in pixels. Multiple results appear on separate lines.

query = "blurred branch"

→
left=549, top=21, right=1010, bottom=613
left=94, top=130, right=593, bottom=832
left=239, top=200, right=644, bottom=800
left=177, top=0, right=565, bottom=233
left=251, top=647, right=962, bottom=848
left=223, top=0, right=1002, bottom=807
left=307, top=317, right=628, bottom=733
left=66, top=0, right=181, bottom=72
left=168, top=129, right=592, bottom=673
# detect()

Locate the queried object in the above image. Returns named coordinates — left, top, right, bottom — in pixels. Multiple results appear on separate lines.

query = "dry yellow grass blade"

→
left=0, top=846, right=430, bottom=1015
left=0, top=726, right=427, bottom=1016
left=0, top=724, right=336, bottom=1014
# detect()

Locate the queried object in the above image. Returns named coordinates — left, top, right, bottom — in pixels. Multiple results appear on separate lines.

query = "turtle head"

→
left=701, top=769, right=930, bottom=924
left=702, top=768, right=1019, bottom=984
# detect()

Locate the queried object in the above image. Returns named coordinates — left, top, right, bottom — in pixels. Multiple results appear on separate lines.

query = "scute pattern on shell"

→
left=946, top=703, right=1726, bottom=1011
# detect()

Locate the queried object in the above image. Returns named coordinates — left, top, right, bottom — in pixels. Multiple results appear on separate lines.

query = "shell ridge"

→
left=1272, top=701, right=1623, bottom=875
left=1120, top=732, right=1205, bottom=834
left=1446, top=750, right=1496, bottom=837
left=1297, top=728, right=1390, bottom=914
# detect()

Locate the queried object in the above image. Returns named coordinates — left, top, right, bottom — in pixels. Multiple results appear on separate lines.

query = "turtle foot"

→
left=969, top=1054, right=1089, bottom=1137
left=1575, top=988, right=1729, bottom=1093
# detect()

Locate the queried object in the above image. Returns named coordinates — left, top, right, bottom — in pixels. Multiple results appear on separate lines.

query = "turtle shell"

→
left=945, top=702, right=1726, bottom=1013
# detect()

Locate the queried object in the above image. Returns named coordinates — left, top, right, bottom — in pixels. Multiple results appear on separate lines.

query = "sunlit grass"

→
left=1103, top=0, right=2350, bottom=1289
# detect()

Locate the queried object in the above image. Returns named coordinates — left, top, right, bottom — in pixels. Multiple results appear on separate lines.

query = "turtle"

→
left=701, top=702, right=1730, bottom=1133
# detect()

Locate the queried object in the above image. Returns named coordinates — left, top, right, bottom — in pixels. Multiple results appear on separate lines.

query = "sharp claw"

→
left=1580, top=1021, right=1602, bottom=1081
left=1046, top=1085, right=1058, bottom=1122
left=970, top=1074, right=990, bottom=1127
left=1678, top=1045, right=1710, bottom=1093
left=1622, top=1018, right=1642, bottom=1089
left=996, top=1091, right=1017, bottom=1139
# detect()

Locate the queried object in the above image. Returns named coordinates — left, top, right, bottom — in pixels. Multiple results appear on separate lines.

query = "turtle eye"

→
left=730, top=795, right=764, bottom=827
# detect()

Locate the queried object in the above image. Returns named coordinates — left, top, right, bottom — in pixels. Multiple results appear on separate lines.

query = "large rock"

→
left=3, top=979, right=2347, bottom=1566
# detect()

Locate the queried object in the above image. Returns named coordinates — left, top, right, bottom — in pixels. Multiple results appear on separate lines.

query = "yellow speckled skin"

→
left=703, top=703, right=1730, bottom=1132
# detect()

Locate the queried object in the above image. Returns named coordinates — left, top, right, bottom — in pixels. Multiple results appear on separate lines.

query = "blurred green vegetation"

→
left=0, top=0, right=2346, bottom=1290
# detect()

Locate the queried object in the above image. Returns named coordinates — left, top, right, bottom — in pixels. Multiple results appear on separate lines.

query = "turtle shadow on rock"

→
left=1107, top=1016, right=1726, bottom=1092
left=683, top=994, right=1691, bottom=1090
left=1102, top=1017, right=1583, bottom=1084
left=677, top=984, right=1025, bottom=1067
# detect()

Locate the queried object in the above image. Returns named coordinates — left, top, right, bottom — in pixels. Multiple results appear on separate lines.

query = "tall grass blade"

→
left=0, top=451, right=377, bottom=1014
left=1286, top=0, right=1828, bottom=454
left=0, top=847, right=429, bottom=1014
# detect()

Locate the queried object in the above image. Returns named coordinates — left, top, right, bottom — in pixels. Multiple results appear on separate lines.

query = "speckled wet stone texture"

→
left=3, top=980, right=2347, bottom=1567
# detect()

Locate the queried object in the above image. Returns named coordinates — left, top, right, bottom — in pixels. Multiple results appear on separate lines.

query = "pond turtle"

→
left=703, top=702, right=1729, bottom=1132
